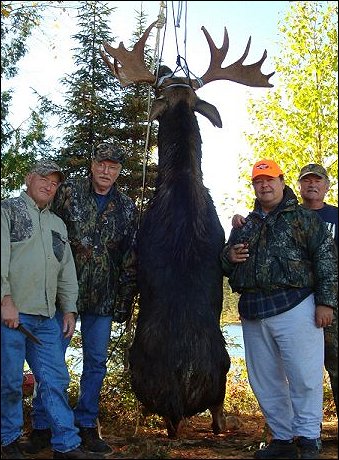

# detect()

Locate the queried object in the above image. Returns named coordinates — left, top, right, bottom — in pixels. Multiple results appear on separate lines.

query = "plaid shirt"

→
left=238, top=287, right=312, bottom=320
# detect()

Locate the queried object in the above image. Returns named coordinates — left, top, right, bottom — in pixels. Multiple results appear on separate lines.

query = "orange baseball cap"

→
left=252, top=159, right=284, bottom=180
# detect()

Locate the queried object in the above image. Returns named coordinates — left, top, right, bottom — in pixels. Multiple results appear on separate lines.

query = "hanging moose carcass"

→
left=100, top=22, right=274, bottom=438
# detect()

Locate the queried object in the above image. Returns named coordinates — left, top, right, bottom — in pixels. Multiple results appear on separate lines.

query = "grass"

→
left=23, top=356, right=337, bottom=435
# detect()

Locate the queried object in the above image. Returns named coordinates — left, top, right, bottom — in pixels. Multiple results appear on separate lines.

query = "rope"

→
left=174, top=1, right=182, bottom=27
left=138, top=1, right=167, bottom=226
left=139, top=1, right=193, bottom=226
left=169, top=2, right=192, bottom=80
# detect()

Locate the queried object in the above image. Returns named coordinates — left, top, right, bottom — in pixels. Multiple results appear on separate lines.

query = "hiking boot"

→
left=297, top=437, right=321, bottom=459
left=1, top=439, right=26, bottom=459
left=53, top=446, right=101, bottom=459
left=254, top=439, right=298, bottom=459
left=23, top=428, right=51, bottom=453
left=79, top=427, right=112, bottom=454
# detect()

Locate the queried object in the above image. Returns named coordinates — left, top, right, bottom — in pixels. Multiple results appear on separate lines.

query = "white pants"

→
left=241, top=294, right=324, bottom=440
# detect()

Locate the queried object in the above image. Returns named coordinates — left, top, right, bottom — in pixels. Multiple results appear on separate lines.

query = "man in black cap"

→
left=26, top=144, right=138, bottom=455
left=298, top=163, right=338, bottom=418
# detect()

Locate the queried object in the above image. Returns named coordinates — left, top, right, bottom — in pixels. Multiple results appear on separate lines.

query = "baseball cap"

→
left=252, top=159, right=284, bottom=180
left=298, top=163, right=329, bottom=181
left=93, top=142, right=124, bottom=164
left=30, top=159, right=64, bottom=182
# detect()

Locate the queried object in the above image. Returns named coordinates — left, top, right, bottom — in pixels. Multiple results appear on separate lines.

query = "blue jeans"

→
left=32, top=313, right=113, bottom=429
left=73, top=314, right=113, bottom=427
left=1, top=314, right=81, bottom=452
left=31, top=310, right=71, bottom=429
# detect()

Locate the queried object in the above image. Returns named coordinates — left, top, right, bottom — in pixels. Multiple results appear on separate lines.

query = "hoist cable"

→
left=175, top=0, right=183, bottom=27
left=138, top=1, right=167, bottom=225
left=139, top=1, right=193, bottom=224
left=169, top=1, right=192, bottom=80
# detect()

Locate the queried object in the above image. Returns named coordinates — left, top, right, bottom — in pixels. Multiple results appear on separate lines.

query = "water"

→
left=66, top=322, right=245, bottom=374
left=223, top=323, right=245, bottom=359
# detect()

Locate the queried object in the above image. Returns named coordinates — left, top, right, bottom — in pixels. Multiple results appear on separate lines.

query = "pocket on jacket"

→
left=52, top=230, right=67, bottom=262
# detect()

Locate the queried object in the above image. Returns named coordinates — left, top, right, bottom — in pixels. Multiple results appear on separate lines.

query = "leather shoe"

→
left=53, top=446, right=102, bottom=459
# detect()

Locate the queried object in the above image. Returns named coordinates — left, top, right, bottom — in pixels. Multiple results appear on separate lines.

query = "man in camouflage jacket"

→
left=28, top=143, right=138, bottom=456
left=298, top=163, right=338, bottom=417
left=221, top=159, right=337, bottom=460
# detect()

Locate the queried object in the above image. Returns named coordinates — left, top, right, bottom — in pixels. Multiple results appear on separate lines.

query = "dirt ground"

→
left=20, top=414, right=338, bottom=459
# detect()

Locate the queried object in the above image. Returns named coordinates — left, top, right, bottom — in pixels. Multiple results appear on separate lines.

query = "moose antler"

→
left=100, top=21, right=157, bottom=87
left=191, top=26, right=274, bottom=89
left=100, top=22, right=274, bottom=89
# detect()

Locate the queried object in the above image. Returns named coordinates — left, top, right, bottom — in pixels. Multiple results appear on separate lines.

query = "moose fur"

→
left=100, top=21, right=274, bottom=438
left=128, top=69, right=231, bottom=438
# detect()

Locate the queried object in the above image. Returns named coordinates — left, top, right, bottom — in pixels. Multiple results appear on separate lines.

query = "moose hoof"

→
left=212, top=414, right=226, bottom=435
left=165, top=418, right=183, bottom=439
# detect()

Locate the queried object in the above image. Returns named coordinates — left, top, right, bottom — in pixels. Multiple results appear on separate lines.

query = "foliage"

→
left=221, top=277, right=240, bottom=324
left=53, top=1, right=123, bottom=175
left=23, top=355, right=336, bottom=438
left=224, top=358, right=260, bottom=416
left=1, top=0, right=58, bottom=198
left=1, top=1, right=44, bottom=79
left=105, top=10, right=159, bottom=206
left=232, top=1, right=338, bottom=210
left=1, top=1, right=159, bottom=204
left=50, top=1, right=158, bottom=206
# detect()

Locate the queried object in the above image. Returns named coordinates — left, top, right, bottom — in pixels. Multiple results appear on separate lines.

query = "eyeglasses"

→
left=93, top=161, right=121, bottom=173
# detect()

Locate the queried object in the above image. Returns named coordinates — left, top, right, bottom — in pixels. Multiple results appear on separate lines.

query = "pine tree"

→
left=55, top=0, right=158, bottom=205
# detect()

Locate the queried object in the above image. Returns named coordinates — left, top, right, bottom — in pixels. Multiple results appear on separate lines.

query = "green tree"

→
left=1, top=0, right=55, bottom=198
left=1, top=1, right=158, bottom=203
left=231, top=1, right=338, bottom=210
left=103, top=8, right=159, bottom=206
left=53, top=0, right=158, bottom=205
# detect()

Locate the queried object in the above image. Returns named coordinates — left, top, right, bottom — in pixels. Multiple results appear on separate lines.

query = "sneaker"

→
left=79, top=427, right=112, bottom=454
left=297, top=437, right=321, bottom=459
left=1, top=439, right=26, bottom=459
left=23, top=428, right=51, bottom=453
left=254, top=439, right=299, bottom=459
left=53, top=446, right=101, bottom=459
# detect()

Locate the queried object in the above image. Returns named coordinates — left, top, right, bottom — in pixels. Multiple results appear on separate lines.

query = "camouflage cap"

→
left=94, top=142, right=124, bottom=164
left=30, top=159, right=64, bottom=182
left=298, top=163, right=329, bottom=181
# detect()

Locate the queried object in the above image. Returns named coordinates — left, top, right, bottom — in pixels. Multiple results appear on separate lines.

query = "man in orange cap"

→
left=221, top=159, right=337, bottom=459
left=232, top=162, right=338, bottom=419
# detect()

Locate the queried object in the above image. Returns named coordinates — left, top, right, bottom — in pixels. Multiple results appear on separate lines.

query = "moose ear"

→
left=195, top=99, right=222, bottom=128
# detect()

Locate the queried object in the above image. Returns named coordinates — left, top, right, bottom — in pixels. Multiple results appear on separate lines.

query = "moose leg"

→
left=210, top=402, right=226, bottom=435
left=164, top=416, right=183, bottom=439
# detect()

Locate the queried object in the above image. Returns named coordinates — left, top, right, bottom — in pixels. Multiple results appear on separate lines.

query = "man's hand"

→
left=315, top=305, right=333, bottom=328
left=232, top=214, right=246, bottom=228
left=113, top=307, right=131, bottom=324
left=1, top=295, right=19, bottom=328
left=227, top=243, right=249, bottom=263
left=62, top=312, right=77, bottom=339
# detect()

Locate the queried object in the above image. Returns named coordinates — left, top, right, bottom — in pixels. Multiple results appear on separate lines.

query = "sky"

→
left=4, top=1, right=291, bottom=236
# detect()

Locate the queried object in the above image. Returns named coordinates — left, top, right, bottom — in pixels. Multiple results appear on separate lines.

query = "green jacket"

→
left=221, top=186, right=338, bottom=308
left=52, top=176, right=138, bottom=319
left=1, top=192, right=78, bottom=316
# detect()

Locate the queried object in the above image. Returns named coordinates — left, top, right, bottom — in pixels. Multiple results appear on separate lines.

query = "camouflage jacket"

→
left=52, top=176, right=138, bottom=319
left=221, top=186, right=338, bottom=309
